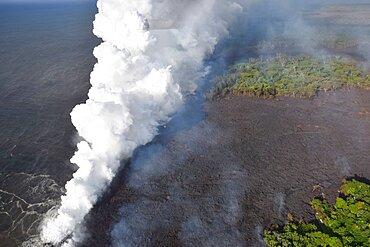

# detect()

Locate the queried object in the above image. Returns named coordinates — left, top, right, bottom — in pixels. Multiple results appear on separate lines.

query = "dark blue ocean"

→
left=1, top=1, right=370, bottom=246
left=0, top=2, right=98, bottom=245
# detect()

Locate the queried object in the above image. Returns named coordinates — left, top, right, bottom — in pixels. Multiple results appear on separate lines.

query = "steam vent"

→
left=0, top=1, right=369, bottom=246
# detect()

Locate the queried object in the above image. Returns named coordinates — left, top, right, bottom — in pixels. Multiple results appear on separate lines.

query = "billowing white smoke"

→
left=40, top=0, right=247, bottom=245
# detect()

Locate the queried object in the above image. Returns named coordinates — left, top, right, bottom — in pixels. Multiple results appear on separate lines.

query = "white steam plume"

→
left=40, top=0, right=247, bottom=245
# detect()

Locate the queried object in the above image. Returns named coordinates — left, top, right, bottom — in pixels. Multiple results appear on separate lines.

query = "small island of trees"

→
left=210, top=55, right=370, bottom=99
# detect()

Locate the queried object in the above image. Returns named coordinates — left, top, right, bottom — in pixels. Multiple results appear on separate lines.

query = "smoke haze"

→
left=38, top=0, right=370, bottom=246
left=40, top=0, right=250, bottom=245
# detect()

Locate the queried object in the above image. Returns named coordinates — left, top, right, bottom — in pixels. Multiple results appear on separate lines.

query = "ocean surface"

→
left=1, top=1, right=369, bottom=246
left=0, top=2, right=98, bottom=245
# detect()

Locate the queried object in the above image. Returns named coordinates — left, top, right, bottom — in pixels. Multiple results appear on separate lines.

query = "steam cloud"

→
left=40, top=0, right=249, bottom=245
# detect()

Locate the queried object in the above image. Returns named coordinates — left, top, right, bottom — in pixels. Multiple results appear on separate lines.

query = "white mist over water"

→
left=40, top=0, right=250, bottom=245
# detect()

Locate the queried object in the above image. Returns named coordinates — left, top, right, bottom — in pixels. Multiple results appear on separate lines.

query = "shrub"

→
left=264, top=179, right=370, bottom=247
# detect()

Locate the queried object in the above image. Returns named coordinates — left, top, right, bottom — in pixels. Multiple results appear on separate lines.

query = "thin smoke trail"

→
left=40, top=0, right=247, bottom=245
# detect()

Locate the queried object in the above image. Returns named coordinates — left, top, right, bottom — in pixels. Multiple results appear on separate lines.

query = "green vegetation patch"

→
left=210, top=55, right=370, bottom=98
left=264, top=179, right=370, bottom=247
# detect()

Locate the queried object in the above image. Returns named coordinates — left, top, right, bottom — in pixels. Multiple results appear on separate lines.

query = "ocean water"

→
left=1, top=1, right=369, bottom=246
left=0, top=2, right=98, bottom=245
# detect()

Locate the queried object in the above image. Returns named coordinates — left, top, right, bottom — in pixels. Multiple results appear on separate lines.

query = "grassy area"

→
left=255, top=35, right=358, bottom=52
left=264, top=179, right=370, bottom=247
left=309, top=4, right=370, bottom=26
left=210, top=55, right=370, bottom=99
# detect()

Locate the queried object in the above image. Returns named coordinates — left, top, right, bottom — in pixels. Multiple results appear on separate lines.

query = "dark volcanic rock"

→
left=84, top=89, right=370, bottom=247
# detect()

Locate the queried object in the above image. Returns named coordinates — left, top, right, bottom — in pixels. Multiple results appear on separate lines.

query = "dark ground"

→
left=83, top=89, right=370, bottom=247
